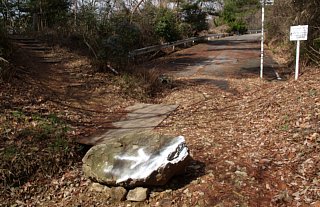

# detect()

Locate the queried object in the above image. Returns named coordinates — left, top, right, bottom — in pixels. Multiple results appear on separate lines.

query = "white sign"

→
left=289, top=25, right=308, bottom=80
left=290, top=25, right=308, bottom=41
left=260, top=0, right=274, bottom=5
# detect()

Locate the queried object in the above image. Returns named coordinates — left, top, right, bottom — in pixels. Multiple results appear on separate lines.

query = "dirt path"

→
left=11, top=37, right=135, bottom=139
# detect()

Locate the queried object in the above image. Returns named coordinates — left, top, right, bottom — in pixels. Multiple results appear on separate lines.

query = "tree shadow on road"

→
left=207, top=47, right=260, bottom=52
left=146, top=56, right=213, bottom=75
left=206, top=39, right=260, bottom=46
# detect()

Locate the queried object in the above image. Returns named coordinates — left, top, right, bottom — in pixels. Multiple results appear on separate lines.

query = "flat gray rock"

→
left=82, top=131, right=190, bottom=187
left=79, top=103, right=178, bottom=145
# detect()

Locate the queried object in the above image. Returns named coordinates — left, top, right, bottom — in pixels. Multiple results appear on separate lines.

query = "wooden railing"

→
left=246, top=30, right=262, bottom=34
left=129, top=33, right=231, bottom=57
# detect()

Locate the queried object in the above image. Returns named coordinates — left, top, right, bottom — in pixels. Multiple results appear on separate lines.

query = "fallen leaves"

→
left=1, top=39, right=320, bottom=206
left=155, top=67, right=320, bottom=206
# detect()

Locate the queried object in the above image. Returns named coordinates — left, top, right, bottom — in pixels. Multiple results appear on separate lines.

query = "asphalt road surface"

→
left=148, top=34, right=279, bottom=81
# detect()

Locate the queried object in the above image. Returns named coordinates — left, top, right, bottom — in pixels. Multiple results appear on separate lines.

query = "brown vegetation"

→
left=267, top=0, right=320, bottom=66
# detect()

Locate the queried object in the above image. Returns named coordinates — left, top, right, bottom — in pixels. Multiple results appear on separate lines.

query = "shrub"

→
left=267, top=0, right=320, bottom=65
left=219, top=0, right=258, bottom=34
left=229, top=19, right=248, bottom=34
left=180, top=3, right=208, bottom=36
left=178, top=22, right=193, bottom=38
left=97, top=15, right=141, bottom=70
left=133, top=2, right=160, bottom=46
left=154, top=8, right=180, bottom=42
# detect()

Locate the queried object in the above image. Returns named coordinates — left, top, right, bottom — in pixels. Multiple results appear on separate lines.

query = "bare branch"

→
left=82, top=34, right=98, bottom=59
left=309, top=46, right=320, bottom=55
left=130, top=0, right=145, bottom=21
left=0, top=57, right=9, bottom=64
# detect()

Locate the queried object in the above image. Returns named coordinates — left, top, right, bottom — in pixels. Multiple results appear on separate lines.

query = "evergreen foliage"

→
left=180, top=3, right=208, bottom=36
left=219, top=0, right=259, bottom=34
left=26, top=0, right=70, bottom=30
left=99, top=14, right=141, bottom=68
left=155, top=8, right=179, bottom=42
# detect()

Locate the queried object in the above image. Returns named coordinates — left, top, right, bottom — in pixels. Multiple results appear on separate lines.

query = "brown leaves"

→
left=1, top=37, right=320, bottom=206
left=154, top=68, right=320, bottom=206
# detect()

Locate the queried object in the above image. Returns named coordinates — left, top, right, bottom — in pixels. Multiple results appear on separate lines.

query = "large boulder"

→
left=82, top=131, right=190, bottom=187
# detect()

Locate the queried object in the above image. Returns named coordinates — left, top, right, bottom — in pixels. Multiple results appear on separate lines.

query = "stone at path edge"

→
left=82, top=131, right=191, bottom=188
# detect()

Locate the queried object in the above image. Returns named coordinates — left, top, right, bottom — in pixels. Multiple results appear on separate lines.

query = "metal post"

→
left=295, top=40, right=300, bottom=80
left=260, top=0, right=265, bottom=79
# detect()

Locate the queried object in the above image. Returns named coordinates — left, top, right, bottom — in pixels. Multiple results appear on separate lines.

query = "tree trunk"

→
left=32, top=13, right=37, bottom=31
left=18, top=0, right=20, bottom=19
left=74, top=0, right=78, bottom=29
left=40, top=0, right=43, bottom=31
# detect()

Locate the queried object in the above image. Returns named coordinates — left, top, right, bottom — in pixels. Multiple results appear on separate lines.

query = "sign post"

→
left=260, top=1, right=264, bottom=79
left=260, top=0, right=274, bottom=79
left=295, top=40, right=300, bottom=80
left=290, top=25, right=308, bottom=80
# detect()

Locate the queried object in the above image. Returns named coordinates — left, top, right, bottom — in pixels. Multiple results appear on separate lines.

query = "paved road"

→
left=147, top=34, right=279, bottom=81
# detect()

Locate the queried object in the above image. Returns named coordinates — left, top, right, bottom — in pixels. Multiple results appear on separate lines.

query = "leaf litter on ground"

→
left=0, top=43, right=319, bottom=206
